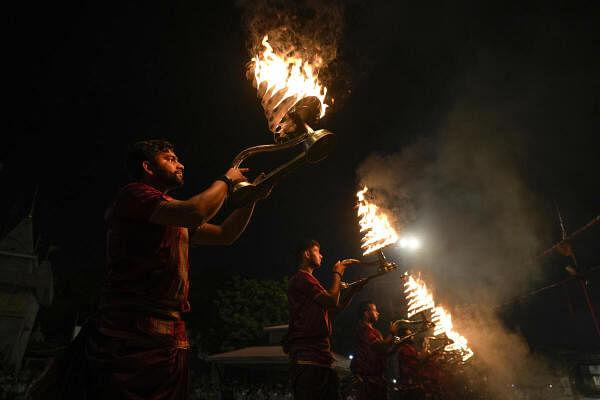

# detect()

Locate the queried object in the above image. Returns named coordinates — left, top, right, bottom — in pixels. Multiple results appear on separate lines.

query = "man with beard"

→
left=28, top=140, right=270, bottom=399
left=351, top=301, right=399, bottom=400
left=284, top=239, right=366, bottom=400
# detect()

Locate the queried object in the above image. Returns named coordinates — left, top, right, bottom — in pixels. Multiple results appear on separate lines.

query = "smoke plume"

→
left=356, top=60, right=559, bottom=397
left=236, top=0, right=345, bottom=105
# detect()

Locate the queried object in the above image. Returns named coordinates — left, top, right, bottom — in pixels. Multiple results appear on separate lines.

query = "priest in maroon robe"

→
left=351, top=301, right=399, bottom=400
left=284, top=239, right=365, bottom=400
left=28, top=139, right=270, bottom=400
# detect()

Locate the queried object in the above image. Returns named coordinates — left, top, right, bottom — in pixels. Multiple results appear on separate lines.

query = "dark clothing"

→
left=28, top=182, right=192, bottom=400
left=352, top=322, right=387, bottom=399
left=396, top=342, right=425, bottom=399
left=353, top=322, right=386, bottom=381
left=286, top=270, right=333, bottom=366
left=86, top=314, right=190, bottom=399
left=291, top=364, right=339, bottom=400
left=102, top=182, right=192, bottom=319
left=93, top=182, right=192, bottom=398
left=286, top=270, right=338, bottom=399
left=28, top=316, right=189, bottom=400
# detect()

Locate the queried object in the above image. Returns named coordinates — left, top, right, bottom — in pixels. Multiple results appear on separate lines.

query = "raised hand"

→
left=225, top=167, right=249, bottom=185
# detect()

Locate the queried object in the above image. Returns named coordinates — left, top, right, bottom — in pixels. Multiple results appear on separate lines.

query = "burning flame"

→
left=404, top=275, right=474, bottom=361
left=356, top=187, right=399, bottom=256
left=252, top=35, right=328, bottom=118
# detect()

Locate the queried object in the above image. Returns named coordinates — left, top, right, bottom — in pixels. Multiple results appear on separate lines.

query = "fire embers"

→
left=248, top=35, right=328, bottom=143
left=404, top=275, right=474, bottom=362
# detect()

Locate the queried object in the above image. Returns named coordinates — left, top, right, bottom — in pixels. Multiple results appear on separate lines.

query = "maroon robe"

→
left=286, top=270, right=333, bottom=366
left=352, top=322, right=387, bottom=399
left=28, top=182, right=192, bottom=400
left=285, top=270, right=340, bottom=399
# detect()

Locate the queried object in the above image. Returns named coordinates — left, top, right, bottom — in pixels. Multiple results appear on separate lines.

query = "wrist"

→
left=333, top=271, right=343, bottom=279
left=216, top=175, right=233, bottom=195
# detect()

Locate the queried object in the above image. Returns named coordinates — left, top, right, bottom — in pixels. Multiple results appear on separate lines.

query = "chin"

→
left=173, top=177, right=184, bottom=188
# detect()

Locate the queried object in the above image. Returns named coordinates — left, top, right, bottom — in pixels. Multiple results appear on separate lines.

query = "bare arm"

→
left=191, top=202, right=256, bottom=246
left=314, top=260, right=353, bottom=308
left=373, top=322, right=400, bottom=354
left=149, top=168, right=248, bottom=227
left=329, top=279, right=367, bottom=318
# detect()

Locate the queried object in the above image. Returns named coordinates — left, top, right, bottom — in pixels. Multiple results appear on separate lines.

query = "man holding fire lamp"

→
left=28, top=139, right=271, bottom=399
left=351, top=301, right=401, bottom=400
left=284, top=239, right=367, bottom=400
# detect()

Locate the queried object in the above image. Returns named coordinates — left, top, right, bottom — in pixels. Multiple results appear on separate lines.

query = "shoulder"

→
left=112, top=182, right=169, bottom=221
left=288, top=271, right=324, bottom=295
left=116, top=182, right=169, bottom=203
left=120, top=182, right=165, bottom=197
left=289, top=271, right=320, bottom=285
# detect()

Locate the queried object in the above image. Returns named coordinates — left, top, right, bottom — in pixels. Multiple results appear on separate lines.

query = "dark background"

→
left=3, top=0, right=599, bottom=355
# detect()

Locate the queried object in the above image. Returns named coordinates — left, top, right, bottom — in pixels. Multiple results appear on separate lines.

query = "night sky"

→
left=4, top=0, right=599, bottom=354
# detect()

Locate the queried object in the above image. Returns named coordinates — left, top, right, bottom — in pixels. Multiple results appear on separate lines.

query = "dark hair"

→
left=126, top=140, right=175, bottom=180
left=296, top=238, right=320, bottom=262
left=358, top=301, right=375, bottom=318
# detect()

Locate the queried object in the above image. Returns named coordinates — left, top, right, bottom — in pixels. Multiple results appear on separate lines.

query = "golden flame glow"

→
left=404, top=275, right=474, bottom=361
left=356, top=187, right=399, bottom=256
left=252, top=35, right=328, bottom=118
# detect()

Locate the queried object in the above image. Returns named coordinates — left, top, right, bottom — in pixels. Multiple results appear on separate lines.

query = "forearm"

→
left=372, top=334, right=396, bottom=354
left=192, top=181, right=229, bottom=223
left=329, top=292, right=355, bottom=318
left=328, top=273, right=342, bottom=304
left=219, top=202, right=256, bottom=244
left=150, top=180, right=228, bottom=227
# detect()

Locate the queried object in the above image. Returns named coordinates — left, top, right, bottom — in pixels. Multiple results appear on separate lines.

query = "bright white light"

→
left=399, top=236, right=421, bottom=251
left=392, top=379, right=397, bottom=384
left=348, top=354, right=354, bottom=360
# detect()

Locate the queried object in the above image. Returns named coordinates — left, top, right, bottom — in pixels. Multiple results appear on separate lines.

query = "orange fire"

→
left=251, top=35, right=328, bottom=118
left=356, top=187, right=399, bottom=256
left=404, top=275, right=474, bottom=361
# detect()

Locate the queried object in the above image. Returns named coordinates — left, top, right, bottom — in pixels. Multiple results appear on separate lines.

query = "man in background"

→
left=351, top=301, right=400, bottom=400
left=284, top=239, right=366, bottom=400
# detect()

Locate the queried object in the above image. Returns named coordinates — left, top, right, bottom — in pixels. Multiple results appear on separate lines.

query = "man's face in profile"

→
left=307, top=245, right=323, bottom=269
left=365, top=304, right=379, bottom=324
left=152, top=150, right=184, bottom=190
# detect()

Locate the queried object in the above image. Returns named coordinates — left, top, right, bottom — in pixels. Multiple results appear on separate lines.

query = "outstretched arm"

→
left=150, top=168, right=248, bottom=227
left=190, top=173, right=274, bottom=246
left=191, top=202, right=256, bottom=246
left=329, top=278, right=367, bottom=318
left=373, top=321, right=400, bottom=354
left=314, top=260, right=354, bottom=308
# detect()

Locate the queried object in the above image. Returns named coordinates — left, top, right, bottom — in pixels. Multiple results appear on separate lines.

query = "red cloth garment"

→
left=396, top=342, right=422, bottom=390
left=86, top=314, right=190, bottom=400
left=101, top=182, right=192, bottom=318
left=352, top=322, right=387, bottom=399
left=28, top=182, right=195, bottom=400
left=286, top=271, right=333, bottom=366
left=353, top=322, right=386, bottom=379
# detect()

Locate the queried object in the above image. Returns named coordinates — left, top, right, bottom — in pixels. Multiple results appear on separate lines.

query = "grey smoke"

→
left=237, top=0, right=343, bottom=68
left=356, top=60, right=560, bottom=397
left=357, top=100, right=551, bottom=304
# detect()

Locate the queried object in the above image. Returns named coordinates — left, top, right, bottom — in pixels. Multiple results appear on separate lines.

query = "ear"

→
left=142, top=160, right=154, bottom=176
left=303, top=249, right=310, bottom=260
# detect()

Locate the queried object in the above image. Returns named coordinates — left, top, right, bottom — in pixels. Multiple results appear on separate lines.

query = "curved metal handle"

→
left=341, top=258, right=381, bottom=267
left=231, top=133, right=308, bottom=168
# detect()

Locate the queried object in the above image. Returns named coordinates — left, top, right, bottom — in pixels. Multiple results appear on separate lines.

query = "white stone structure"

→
left=0, top=214, right=53, bottom=371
